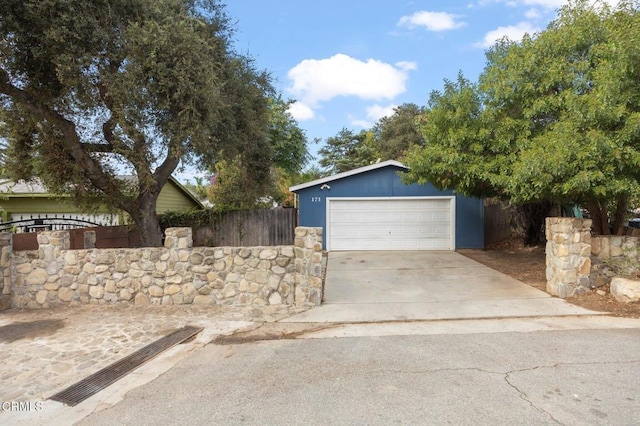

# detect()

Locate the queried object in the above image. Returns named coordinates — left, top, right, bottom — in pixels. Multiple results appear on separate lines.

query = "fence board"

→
left=68, top=226, right=141, bottom=249
left=484, top=203, right=511, bottom=245
left=10, top=209, right=297, bottom=250
left=203, top=208, right=297, bottom=247
left=12, top=233, right=38, bottom=251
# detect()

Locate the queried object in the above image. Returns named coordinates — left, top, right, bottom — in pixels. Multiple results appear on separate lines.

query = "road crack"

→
left=504, top=367, right=564, bottom=425
left=502, top=360, right=640, bottom=425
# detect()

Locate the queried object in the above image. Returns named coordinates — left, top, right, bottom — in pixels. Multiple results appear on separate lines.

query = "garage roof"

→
left=289, top=160, right=407, bottom=192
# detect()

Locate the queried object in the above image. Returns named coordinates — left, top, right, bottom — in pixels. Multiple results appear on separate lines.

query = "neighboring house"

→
left=289, top=160, right=484, bottom=251
left=0, top=176, right=203, bottom=227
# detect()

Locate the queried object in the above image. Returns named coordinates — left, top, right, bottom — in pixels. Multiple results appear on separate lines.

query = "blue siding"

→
left=295, top=165, right=484, bottom=249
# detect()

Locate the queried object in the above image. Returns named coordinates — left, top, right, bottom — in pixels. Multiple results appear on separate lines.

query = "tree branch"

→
left=81, top=142, right=114, bottom=153
left=0, top=68, right=134, bottom=212
left=154, top=140, right=182, bottom=188
left=97, top=79, right=134, bottom=156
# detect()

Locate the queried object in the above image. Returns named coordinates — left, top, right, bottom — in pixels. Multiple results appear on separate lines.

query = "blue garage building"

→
left=289, top=160, right=484, bottom=251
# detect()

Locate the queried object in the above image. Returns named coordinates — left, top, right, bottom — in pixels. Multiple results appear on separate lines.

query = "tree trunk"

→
left=588, top=200, right=611, bottom=236
left=131, top=195, right=163, bottom=247
left=612, top=196, right=628, bottom=236
left=516, top=202, right=553, bottom=246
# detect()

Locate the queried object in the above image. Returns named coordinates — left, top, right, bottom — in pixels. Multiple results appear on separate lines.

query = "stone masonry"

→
left=545, top=217, right=592, bottom=298
left=0, top=233, right=11, bottom=311
left=591, top=235, right=640, bottom=261
left=592, top=235, right=640, bottom=303
left=6, top=227, right=323, bottom=310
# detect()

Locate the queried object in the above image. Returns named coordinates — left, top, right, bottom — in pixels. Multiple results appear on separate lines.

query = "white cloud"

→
left=287, top=54, right=414, bottom=107
left=397, top=11, right=466, bottom=31
left=287, top=101, right=315, bottom=121
left=395, top=61, right=418, bottom=71
left=349, top=104, right=398, bottom=129
left=520, top=0, right=563, bottom=8
left=475, top=0, right=562, bottom=8
left=479, top=0, right=620, bottom=9
left=524, top=8, right=541, bottom=18
left=350, top=119, right=371, bottom=129
left=367, top=104, right=397, bottom=121
left=475, top=21, right=540, bottom=48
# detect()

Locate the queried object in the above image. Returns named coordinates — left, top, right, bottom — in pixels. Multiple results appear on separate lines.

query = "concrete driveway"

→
left=283, top=251, right=601, bottom=323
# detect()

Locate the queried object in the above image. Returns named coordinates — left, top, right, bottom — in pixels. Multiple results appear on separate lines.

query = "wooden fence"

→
left=10, top=208, right=297, bottom=250
left=484, top=202, right=512, bottom=245
left=12, top=225, right=141, bottom=251
left=196, top=208, right=298, bottom=247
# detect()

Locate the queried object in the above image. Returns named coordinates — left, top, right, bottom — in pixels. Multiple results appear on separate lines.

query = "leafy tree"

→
left=404, top=0, right=640, bottom=240
left=0, top=0, right=273, bottom=246
left=295, top=165, right=325, bottom=183
left=275, top=165, right=325, bottom=208
left=403, top=74, right=498, bottom=198
left=373, top=103, right=425, bottom=161
left=183, top=177, right=210, bottom=201
left=269, top=97, right=310, bottom=175
left=206, top=96, right=309, bottom=208
left=318, top=128, right=377, bottom=174
left=207, top=156, right=276, bottom=210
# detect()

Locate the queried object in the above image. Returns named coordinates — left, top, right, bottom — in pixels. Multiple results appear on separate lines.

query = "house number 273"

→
left=311, top=197, right=321, bottom=202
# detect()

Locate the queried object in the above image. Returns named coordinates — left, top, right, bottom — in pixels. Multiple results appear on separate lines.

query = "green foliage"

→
left=207, top=156, right=277, bottom=210
left=274, top=165, right=325, bottom=207
left=158, top=208, right=219, bottom=230
left=190, top=95, right=309, bottom=209
left=316, top=104, right=425, bottom=175
left=0, top=0, right=274, bottom=245
left=182, top=177, right=209, bottom=201
left=318, top=128, right=378, bottom=174
left=404, top=0, right=640, bottom=235
left=373, top=103, right=425, bottom=161
left=602, top=255, right=640, bottom=280
left=268, top=97, right=310, bottom=174
left=403, top=74, right=497, bottom=198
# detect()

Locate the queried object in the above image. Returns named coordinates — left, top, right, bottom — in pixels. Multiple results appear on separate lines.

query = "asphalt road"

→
left=78, top=326, right=640, bottom=425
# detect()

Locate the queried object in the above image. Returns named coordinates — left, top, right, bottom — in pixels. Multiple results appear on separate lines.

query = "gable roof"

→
left=289, top=160, right=408, bottom=192
left=165, top=176, right=205, bottom=209
left=0, top=176, right=204, bottom=208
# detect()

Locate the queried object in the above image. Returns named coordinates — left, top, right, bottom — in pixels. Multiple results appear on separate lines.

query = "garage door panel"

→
left=328, top=198, right=453, bottom=251
left=330, top=224, right=450, bottom=237
left=331, top=211, right=449, bottom=224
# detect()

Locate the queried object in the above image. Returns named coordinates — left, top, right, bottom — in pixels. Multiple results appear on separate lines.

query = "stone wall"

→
left=6, top=227, right=323, bottom=309
left=545, top=217, right=592, bottom=298
left=591, top=235, right=640, bottom=261
left=591, top=235, right=640, bottom=300
left=0, top=233, right=11, bottom=311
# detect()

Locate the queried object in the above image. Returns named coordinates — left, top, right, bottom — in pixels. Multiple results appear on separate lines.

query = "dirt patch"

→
left=213, top=323, right=338, bottom=345
left=0, top=319, right=65, bottom=343
left=459, top=238, right=640, bottom=319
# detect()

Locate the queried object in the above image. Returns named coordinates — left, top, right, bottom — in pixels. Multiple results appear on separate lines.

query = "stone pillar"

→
left=83, top=230, right=96, bottom=249
left=293, top=227, right=324, bottom=306
left=0, top=233, right=12, bottom=311
left=164, top=227, right=193, bottom=249
left=545, top=218, right=592, bottom=298
left=38, top=231, right=70, bottom=263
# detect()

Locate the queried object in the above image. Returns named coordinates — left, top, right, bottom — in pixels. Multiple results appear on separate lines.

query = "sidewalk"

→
left=0, top=304, right=305, bottom=405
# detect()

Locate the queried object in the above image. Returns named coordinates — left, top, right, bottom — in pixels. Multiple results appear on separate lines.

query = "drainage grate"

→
left=50, top=325, right=203, bottom=406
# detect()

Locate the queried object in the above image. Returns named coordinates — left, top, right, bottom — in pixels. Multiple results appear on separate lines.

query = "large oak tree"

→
left=0, top=0, right=274, bottom=246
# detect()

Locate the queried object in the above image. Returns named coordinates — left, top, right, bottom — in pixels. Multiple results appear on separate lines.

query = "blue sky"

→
left=179, top=0, right=619, bottom=181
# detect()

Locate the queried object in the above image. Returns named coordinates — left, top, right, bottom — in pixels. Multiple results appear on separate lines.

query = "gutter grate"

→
left=50, top=325, right=203, bottom=406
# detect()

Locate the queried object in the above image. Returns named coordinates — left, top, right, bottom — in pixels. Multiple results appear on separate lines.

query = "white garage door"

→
left=327, top=197, right=454, bottom=251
